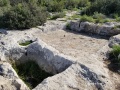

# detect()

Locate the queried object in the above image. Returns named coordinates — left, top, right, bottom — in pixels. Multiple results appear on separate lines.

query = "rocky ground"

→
left=0, top=19, right=120, bottom=90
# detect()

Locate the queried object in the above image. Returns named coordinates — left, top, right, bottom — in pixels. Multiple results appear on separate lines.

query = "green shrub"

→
left=0, top=3, right=47, bottom=30
left=71, top=14, right=81, bottom=20
left=47, top=1, right=64, bottom=12
left=111, top=13, right=119, bottom=19
left=50, top=12, right=65, bottom=20
left=0, top=0, right=9, bottom=7
left=78, top=0, right=90, bottom=8
left=82, top=0, right=120, bottom=16
left=93, top=12, right=106, bottom=19
left=110, top=45, right=120, bottom=60
left=64, top=0, right=90, bottom=10
left=102, top=19, right=111, bottom=23
left=66, top=23, right=71, bottom=30
left=109, top=45, right=120, bottom=71
left=12, top=61, right=52, bottom=89
left=116, top=17, right=120, bottom=22
left=80, top=15, right=95, bottom=22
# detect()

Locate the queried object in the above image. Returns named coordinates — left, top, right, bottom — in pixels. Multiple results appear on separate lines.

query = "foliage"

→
left=0, top=3, right=47, bottom=30
left=66, top=23, right=71, bottom=30
left=82, top=0, right=120, bottom=16
left=0, top=0, right=120, bottom=29
left=93, top=12, right=106, bottom=19
left=50, top=12, right=65, bottom=20
left=64, top=0, right=90, bottom=10
left=71, top=14, right=81, bottom=20
left=109, top=45, right=120, bottom=70
left=113, top=25, right=120, bottom=29
left=0, top=0, right=9, bottom=7
left=80, top=15, right=95, bottom=22
left=13, top=61, right=52, bottom=89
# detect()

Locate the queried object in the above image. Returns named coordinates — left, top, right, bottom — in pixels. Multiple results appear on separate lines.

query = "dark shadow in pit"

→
left=107, top=58, right=120, bottom=74
left=12, top=60, right=53, bottom=89
left=64, top=29, right=110, bottom=40
left=106, top=51, right=120, bottom=74
left=108, top=63, right=120, bottom=73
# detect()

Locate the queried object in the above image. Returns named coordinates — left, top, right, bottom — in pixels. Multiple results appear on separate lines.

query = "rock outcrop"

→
left=0, top=20, right=120, bottom=90
left=69, top=21, right=120, bottom=36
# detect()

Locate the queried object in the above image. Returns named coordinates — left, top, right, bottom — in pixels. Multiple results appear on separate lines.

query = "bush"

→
left=109, top=45, right=120, bottom=71
left=93, top=12, right=106, bottom=19
left=66, top=23, right=71, bottom=30
left=82, top=0, right=120, bottom=16
left=71, top=14, right=81, bottom=20
left=50, top=12, right=65, bottom=20
left=64, top=0, right=90, bottom=10
left=78, top=0, right=90, bottom=8
left=0, top=0, right=9, bottom=7
left=0, top=3, right=47, bottom=30
left=80, top=15, right=95, bottom=22
left=47, top=1, right=64, bottom=12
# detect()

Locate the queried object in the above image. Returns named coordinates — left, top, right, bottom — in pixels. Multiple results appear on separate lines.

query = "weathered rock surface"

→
left=69, top=21, right=120, bottom=36
left=37, top=20, right=66, bottom=32
left=109, top=34, right=120, bottom=47
left=33, top=63, right=115, bottom=90
left=0, top=62, right=29, bottom=90
left=0, top=20, right=120, bottom=90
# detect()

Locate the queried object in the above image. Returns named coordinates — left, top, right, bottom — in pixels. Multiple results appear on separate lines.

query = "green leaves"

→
left=82, top=0, right=120, bottom=16
left=0, top=3, right=47, bottom=30
left=0, top=0, right=9, bottom=7
left=110, top=45, right=120, bottom=62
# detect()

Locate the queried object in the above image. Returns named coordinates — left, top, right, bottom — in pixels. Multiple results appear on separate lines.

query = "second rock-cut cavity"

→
left=13, top=61, right=52, bottom=89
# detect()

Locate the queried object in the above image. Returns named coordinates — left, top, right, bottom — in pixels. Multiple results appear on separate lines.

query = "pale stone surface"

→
left=0, top=62, right=29, bottom=90
left=33, top=63, right=114, bottom=90
left=0, top=20, right=120, bottom=90
left=0, top=76, right=16, bottom=90
left=109, top=34, right=120, bottom=47
left=37, top=20, right=66, bottom=32
left=69, top=21, right=120, bottom=36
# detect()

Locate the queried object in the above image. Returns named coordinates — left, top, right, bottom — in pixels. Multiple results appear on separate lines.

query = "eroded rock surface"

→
left=0, top=20, right=120, bottom=90
left=69, top=21, right=120, bottom=36
left=0, top=62, right=29, bottom=90
left=109, top=34, right=120, bottom=47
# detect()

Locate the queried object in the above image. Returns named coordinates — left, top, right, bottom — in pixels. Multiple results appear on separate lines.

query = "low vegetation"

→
left=71, top=13, right=113, bottom=23
left=82, top=0, right=120, bottom=16
left=66, top=23, right=71, bottom=30
left=80, top=15, right=95, bottom=22
left=109, top=45, right=120, bottom=72
left=12, top=61, right=52, bottom=89
left=19, top=40, right=33, bottom=46
left=0, top=0, right=120, bottom=30
left=0, top=3, right=47, bottom=30
left=50, top=12, right=65, bottom=20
